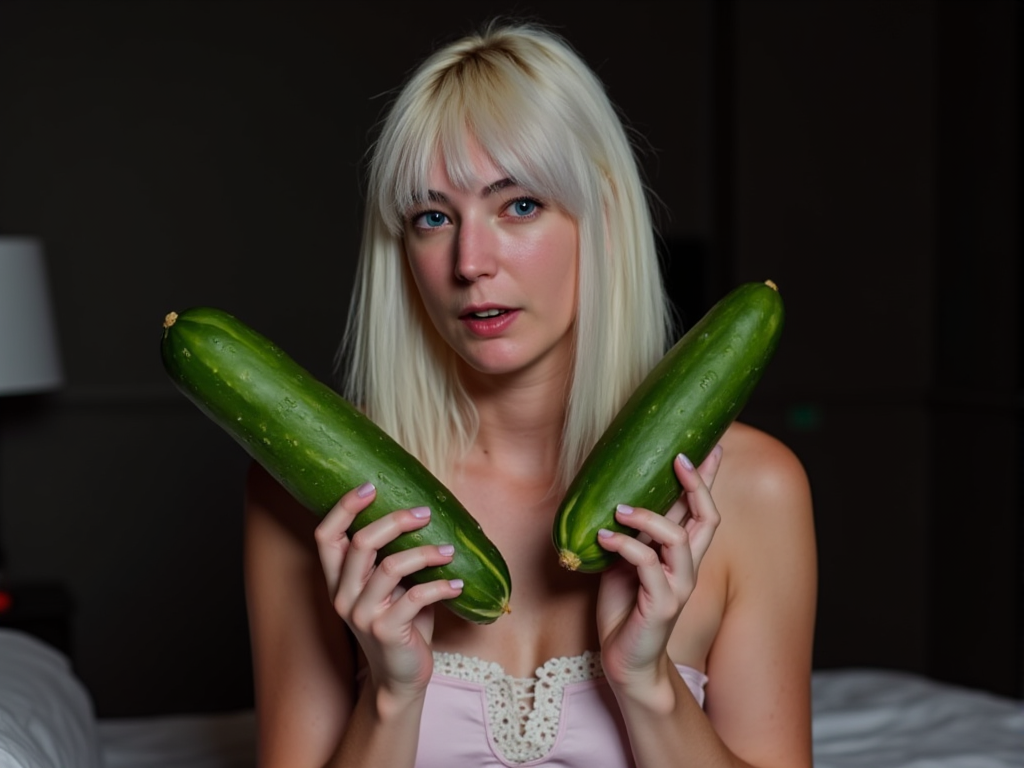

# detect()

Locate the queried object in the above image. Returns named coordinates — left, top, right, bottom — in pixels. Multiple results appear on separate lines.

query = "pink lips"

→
left=459, top=306, right=520, bottom=337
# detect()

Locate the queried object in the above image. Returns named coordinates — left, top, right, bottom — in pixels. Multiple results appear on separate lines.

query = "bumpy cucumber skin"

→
left=553, top=281, right=785, bottom=573
left=161, top=307, right=511, bottom=623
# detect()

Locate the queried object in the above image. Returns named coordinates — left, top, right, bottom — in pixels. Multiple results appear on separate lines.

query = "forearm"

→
left=613, top=664, right=751, bottom=768
left=327, top=682, right=425, bottom=768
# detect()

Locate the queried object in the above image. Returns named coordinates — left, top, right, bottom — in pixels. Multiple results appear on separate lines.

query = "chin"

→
left=459, top=357, right=522, bottom=377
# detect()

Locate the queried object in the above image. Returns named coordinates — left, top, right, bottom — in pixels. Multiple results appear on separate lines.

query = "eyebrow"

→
left=421, top=177, right=520, bottom=205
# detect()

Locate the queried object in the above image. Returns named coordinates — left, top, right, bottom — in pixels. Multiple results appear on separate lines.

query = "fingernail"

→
left=438, top=544, right=455, bottom=556
left=357, top=482, right=376, bottom=498
left=448, top=579, right=464, bottom=590
left=677, top=453, right=694, bottom=470
left=616, top=504, right=634, bottom=516
left=410, top=506, right=431, bottom=519
left=598, top=528, right=615, bottom=539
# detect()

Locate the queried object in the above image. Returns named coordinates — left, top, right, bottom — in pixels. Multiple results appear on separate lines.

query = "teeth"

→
left=473, top=309, right=505, bottom=318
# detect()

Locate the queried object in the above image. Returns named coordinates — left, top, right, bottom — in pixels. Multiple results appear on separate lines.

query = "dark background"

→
left=0, top=0, right=1020, bottom=717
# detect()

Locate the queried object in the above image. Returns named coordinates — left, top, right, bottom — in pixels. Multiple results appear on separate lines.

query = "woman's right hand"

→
left=314, top=482, right=463, bottom=701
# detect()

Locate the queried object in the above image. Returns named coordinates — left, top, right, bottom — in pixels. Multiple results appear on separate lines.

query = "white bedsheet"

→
left=0, top=630, right=102, bottom=768
left=94, top=668, right=1024, bottom=768
left=4, top=630, right=1022, bottom=767
left=811, top=668, right=1024, bottom=768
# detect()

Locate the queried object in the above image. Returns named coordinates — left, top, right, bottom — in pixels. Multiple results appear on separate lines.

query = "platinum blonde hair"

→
left=340, top=21, right=673, bottom=490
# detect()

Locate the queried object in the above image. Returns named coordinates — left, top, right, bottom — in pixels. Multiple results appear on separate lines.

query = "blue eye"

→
left=508, top=198, right=539, bottom=217
left=416, top=211, right=448, bottom=228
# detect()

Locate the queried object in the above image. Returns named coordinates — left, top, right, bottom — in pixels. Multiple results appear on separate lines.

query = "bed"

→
left=1, top=628, right=1021, bottom=768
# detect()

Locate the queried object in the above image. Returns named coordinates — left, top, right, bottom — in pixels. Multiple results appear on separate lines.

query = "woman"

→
left=244, top=20, right=817, bottom=768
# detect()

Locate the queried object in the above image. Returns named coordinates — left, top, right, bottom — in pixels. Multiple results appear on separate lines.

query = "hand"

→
left=595, top=445, right=724, bottom=688
left=314, top=483, right=464, bottom=699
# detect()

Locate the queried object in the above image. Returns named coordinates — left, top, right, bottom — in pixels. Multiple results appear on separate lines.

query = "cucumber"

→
left=553, top=280, right=785, bottom=573
left=161, top=307, right=511, bottom=623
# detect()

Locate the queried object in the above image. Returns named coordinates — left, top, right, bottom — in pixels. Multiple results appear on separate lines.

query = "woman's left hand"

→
left=595, top=445, right=724, bottom=688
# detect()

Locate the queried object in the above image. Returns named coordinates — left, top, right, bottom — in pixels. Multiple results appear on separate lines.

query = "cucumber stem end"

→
left=558, top=549, right=582, bottom=571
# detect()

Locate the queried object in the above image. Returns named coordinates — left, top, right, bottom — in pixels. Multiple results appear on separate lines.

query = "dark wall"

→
left=0, top=0, right=1019, bottom=715
left=725, top=0, right=1022, bottom=698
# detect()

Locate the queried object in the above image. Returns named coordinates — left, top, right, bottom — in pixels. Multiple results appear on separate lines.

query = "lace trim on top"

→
left=432, top=650, right=603, bottom=764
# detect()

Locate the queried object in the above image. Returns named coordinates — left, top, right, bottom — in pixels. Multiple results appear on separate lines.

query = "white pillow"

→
left=0, top=628, right=101, bottom=768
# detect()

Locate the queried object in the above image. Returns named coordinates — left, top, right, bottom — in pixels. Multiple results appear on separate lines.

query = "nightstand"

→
left=0, top=581, right=74, bottom=660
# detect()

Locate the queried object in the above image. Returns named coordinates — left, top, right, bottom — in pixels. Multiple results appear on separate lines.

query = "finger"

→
left=674, top=453, right=721, bottom=568
left=386, top=583, right=438, bottom=645
left=611, top=503, right=697, bottom=591
left=368, top=578, right=465, bottom=644
left=696, top=443, right=724, bottom=489
left=660, top=444, right=724, bottom=528
left=662, top=496, right=688, bottom=527
left=353, top=542, right=456, bottom=622
left=314, top=482, right=377, bottom=591
left=334, top=506, right=433, bottom=614
left=597, top=511, right=676, bottom=611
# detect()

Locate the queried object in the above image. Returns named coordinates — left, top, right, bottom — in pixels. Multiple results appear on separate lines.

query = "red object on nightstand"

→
left=0, top=591, right=12, bottom=613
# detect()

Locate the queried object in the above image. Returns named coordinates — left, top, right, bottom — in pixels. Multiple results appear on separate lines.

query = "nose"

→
left=453, top=217, right=498, bottom=282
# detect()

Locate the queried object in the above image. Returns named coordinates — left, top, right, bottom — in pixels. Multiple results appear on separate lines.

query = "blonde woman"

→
left=244, top=20, right=817, bottom=768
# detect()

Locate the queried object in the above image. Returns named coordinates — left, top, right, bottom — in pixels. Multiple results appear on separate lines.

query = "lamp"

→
left=0, top=237, right=64, bottom=601
left=0, top=238, right=63, bottom=395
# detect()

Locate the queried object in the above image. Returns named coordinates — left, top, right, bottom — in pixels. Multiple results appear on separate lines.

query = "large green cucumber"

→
left=161, top=307, right=511, bottom=623
left=553, top=280, right=785, bottom=573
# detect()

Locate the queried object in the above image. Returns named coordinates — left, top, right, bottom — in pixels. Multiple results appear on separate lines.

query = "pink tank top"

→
left=414, top=650, right=708, bottom=767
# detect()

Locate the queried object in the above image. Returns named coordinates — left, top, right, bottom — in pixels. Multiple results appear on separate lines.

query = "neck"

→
left=458, top=361, right=569, bottom=482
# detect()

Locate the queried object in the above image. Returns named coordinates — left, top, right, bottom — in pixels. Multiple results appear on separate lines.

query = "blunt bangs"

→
left=371, top=32, right=605, bottom=235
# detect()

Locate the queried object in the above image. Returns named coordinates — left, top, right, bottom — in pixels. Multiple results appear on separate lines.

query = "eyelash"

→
left=407, top=196, right=545, bottom=231
left=409, top=210, right=448, bottom=229
left=505, top=196, right=543, bottom=219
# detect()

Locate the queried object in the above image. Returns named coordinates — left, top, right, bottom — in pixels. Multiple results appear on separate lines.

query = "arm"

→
left=245, top=462, right=463, bottom=767
left=597, top=430, right=817, bottom=768
left=244, top=462, right=354, bottom=767
left=701, top=432, right=817, bottom=767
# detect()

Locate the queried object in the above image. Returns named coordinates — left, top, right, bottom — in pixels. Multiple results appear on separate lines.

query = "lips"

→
left=459, top=305, right=519, bottom=337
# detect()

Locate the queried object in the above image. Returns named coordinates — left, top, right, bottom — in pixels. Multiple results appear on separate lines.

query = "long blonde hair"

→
left=340, top=21, right=672, bottom=490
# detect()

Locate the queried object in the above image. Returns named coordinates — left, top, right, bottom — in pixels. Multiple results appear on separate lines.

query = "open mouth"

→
left=466, top=308, right=508, bottom=319
left=459, top=307, right=519, bottom=336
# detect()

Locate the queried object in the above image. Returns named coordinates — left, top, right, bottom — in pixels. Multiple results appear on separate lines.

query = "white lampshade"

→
left=0, top=237, right=64, bottom=395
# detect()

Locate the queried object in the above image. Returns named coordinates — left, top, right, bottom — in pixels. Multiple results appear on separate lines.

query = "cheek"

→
left=404, top=248, right=451, bottom=329
left=406, top=240, right=447, bottom=293
left=544, top=227, right=579, bottom=317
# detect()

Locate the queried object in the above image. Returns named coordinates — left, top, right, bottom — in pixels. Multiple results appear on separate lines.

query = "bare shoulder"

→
left=246, top=460, right=303, bottom=515
left=245, top=461, right=319, bottom=547
left=716, top=420, right=812, bottom=519
left=711, top=420, right=816, bottom=586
